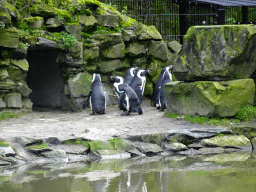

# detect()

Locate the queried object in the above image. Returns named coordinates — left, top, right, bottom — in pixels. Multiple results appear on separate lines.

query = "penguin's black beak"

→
left=146, top=69, right=150, bottom=74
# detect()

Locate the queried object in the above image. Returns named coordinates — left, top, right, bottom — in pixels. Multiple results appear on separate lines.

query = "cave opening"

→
left=27, top=48, right=66, bottom=110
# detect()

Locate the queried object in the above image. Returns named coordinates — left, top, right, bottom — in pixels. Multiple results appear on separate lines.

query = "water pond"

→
left=1, top=151, right=256, bottom=192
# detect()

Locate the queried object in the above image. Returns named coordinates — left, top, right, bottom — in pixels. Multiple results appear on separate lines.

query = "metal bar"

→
left=138, top=13, right=217, bottom=16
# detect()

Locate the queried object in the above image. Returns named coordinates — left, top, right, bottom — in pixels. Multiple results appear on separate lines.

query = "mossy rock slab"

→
left=30, top=4, right=56, bottom=17
left=65, top=24, right=82, bottom=41
left=167, top=40, right=182, bottom=53
left=66, top=72, right=92, bottom=97
left=126, top=42, right=146, bottom=58
left=98, top=14, right=118, bottom=28
left=98, top=59, right=129, bottom=73
left=40, top=150, right=66, bottom=158
left=164, top=142, right=188, bottom=151
left=79, top=15, right=97, bottom=31
left=201, top=135, right=252, bottom=150
left=26, top=17, right=44, bottom=29
left=17, top=81, right=32, bottom=97
left=6, top=66, right=23, bottom=81
left=101, top=43, right=125, bottom=59
left=10, top=59, right=29, bottom=72
left=166, top=79, right=255, bottom=117
left=22, top=99, right=33, bottom=109
left=135, top=23, right=162, bottom=40
left=0, top=28, right=19, bottom=48
left=0, top=81, right=17, bottom=90
left=133, top=141, right=163, bottom=154
left=122, top=29, right=136, bottom=42
left=0, top=12, right=11, bottom=24
left=4, top=93, right=22, bottom=108
left=174, top=25, right=256, bottom=81
left=97, top=150, right=131, bottom=160
left=83, top=47, right=99, bottom=61
left=46, top=18, right=64, bottom=28
left=0, top=59, right=10, bottom=67
left=0, top=69, right=9, bottom=81
left=148, top=41, right=169, bottom=61
left=90, top=33, right=122, bottom=46
left=140, top=134, right=165, bottom=144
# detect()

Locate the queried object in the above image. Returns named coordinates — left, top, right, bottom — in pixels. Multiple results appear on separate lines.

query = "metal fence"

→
left=100, top=0, right=256, bottom=43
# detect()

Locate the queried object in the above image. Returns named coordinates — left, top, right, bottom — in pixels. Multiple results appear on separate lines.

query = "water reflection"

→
left=1, top=152, right=256, bottom=192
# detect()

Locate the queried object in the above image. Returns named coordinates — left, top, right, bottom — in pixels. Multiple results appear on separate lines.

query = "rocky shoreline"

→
left=1, top=106, right=256, bottom=167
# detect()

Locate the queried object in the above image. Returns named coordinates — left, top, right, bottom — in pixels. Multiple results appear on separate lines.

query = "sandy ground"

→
left=0, top=105, right=229, bottom=142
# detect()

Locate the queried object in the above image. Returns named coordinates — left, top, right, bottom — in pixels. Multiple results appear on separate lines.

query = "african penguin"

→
left=129, top=69, right=150, bottom=104
left=88, top=73, right=109, bottom=114
left=111, top=76, right=143, bottom=116
left=125, top=67, right=138, bottom=84
left=112, top=74, right=125, bottom=98
left=154, top=65, right=172, bottom=110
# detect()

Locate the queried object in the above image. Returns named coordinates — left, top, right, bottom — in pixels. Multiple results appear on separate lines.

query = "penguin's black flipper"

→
left=104, top=90, right=111, bottom=107
left=87, top=90, right=92, bottom=108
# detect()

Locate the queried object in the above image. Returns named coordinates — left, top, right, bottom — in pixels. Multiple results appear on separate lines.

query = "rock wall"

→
left=167, top=25, right=256, bottom=117
left=0, top=0, right=178, bottom=111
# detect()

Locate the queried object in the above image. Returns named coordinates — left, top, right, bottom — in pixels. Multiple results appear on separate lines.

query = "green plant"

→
left=0, top=111, right=26, bottom=121
left=235, top=103, right=256, bottom=121
left=29, top=142, right=48, bottom=149
left=0, top=21, right=5, bottom=29
left=0, top=141, right=9, bottom=147
left=55, top=31, right=77, bottom=50
left=18, top=42, right=29, bottom=51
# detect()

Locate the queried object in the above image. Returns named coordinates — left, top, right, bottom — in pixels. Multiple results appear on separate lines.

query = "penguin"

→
left=125, top=67, right=138, bottom=84
left=110, top=76, right=143, bottom=116
left=154, top=65, right=172, bottom=110
left=112, top=73, right=125, bottom=98
left=88, top=73, right=109, bottom=114
left=129, top=69, right=150, bottom=104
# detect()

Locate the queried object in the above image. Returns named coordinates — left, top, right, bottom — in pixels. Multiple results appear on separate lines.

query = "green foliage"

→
left=93, top=26, right=115, bottom=34
left=0, top=21, right=5, bottom=29
left=18, top=42, right=29, bottom=51
left=235, top=103, right=256, bottom=122
left=0, top=111, right=26, bottom=121
left=54, top=31, right=77, bottom=50
left=164, top=112, right=240, bottom=126
left=29, top=142, right=48, bottom=149
left=0, top=141, right=9, bottom=147
left=184, top=115, right=208, bottom=124
left=55, top=8, right=74, bottom=23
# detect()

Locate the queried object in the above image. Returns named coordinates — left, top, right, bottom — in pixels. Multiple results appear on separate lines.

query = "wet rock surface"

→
left=0, top=106, right=255, bottom=167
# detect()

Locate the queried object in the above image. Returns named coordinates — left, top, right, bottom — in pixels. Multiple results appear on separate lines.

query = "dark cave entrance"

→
left=27, top=48, right=65, bottom=110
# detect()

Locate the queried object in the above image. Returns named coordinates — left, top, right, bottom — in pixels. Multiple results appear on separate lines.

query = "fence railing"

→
left=100, top=0, right=256, bottom=43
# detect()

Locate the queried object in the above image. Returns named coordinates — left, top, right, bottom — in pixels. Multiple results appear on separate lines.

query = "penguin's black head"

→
left=127, top=67, right=138, bottom=76
left=163, top=65, right=173, bottom=82
left=137, top=69, right=150, bottom=77
left=110, top=76, right=124, bottom=84
left=92, top=73, right=101, bottom=82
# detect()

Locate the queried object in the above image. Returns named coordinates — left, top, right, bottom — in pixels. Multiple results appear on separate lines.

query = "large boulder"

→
left=166, top=79, right=255, bottom=117
left=174, top=25, right=256, bottom=81
left=4, top=93, right=22, bottom=108
left=135, top=23, right=162, bottom=40
left=148, top=41, right=169, bottom=61
left=66, top=72, right=92, bottom=98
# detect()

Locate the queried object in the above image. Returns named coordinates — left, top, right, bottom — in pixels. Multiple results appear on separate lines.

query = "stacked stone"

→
left=0, top=1, right=178, bottom=111
left=167, top=25, right=256, bottom=117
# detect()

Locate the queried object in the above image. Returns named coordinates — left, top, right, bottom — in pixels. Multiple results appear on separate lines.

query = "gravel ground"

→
left=0, top=105, right=229, bottom=142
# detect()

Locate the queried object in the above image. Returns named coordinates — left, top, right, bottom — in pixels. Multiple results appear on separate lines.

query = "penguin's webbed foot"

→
left=121, top=111, right=130, bottom=116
